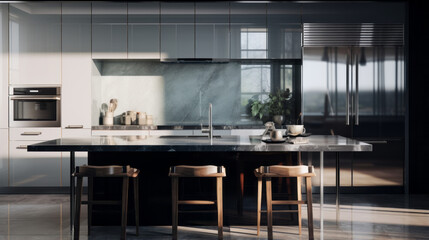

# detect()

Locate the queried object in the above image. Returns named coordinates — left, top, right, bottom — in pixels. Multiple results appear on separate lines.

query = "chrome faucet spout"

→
left=202, top=103, right=213, bottom=142
left=209, top=103, right=213, bottom=140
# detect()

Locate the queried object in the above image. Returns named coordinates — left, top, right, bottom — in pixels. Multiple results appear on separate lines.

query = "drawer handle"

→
left=66, top=125, right=83, bottom=129
left=362, top=140, right=388, bottom=144
left=21, top=132, right=42, bottom=136
left=16, top=145, right=28, bottom=149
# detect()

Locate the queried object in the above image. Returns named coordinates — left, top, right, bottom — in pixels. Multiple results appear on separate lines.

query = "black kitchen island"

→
left=27, top=135, right=371, bottom=232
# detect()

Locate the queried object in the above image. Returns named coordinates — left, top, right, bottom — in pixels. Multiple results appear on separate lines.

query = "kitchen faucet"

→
left=202, top=103, right=213, bottom=142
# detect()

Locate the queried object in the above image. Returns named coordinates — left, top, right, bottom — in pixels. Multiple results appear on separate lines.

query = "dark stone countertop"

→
left=27, top=135, right=372, bottom=152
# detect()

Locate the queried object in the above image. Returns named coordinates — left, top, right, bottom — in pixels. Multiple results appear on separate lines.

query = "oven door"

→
left=9, top=96, right=61, bottom=127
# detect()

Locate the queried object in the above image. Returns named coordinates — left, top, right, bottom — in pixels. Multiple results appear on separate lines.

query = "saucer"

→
left=285, top=133, right=312, bottom=137
left=262, top=138, right=287, bottom=143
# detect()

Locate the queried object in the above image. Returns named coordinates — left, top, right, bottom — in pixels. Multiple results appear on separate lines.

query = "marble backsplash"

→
left=92, top=60, right=258, bottom=126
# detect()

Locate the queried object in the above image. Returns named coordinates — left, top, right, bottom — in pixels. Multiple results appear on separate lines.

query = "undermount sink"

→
left=159, top=135, right=222, bottom=138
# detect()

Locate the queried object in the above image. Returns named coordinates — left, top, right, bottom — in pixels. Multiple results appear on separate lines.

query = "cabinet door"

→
left=0, top=129, right=7, bottom=187
left=195, top=2, right=229, bottom=59
left=92, top=2, right=127, bottom=59
left=230, top=3, right=267, bottom=59
left=128, top=2, right=160, bottom=59
left=9, top=2, right=61, bottom=85
left=301, top=2, right=405, bottom=24
left=160, top=2, right=194, bottom=59
left=62, top=2, right=92, bottom=129
left=61, top=128, right=90, bottom=186
left=267, top=3, right=302, bottom=59
left=9, top=141, right=61, bottom=187
left=0, top=5, right=7, bottom=128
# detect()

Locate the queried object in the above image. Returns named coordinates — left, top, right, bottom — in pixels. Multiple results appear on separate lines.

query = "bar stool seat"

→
left=73, top=165, right=140, bottom=240
left=255, top=165, right=315, bottom=240
left=169, top=165, right=226, bottom=239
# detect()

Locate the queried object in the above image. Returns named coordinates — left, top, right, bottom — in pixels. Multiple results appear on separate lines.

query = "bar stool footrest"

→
left=178, top=200, right=216, bottom=205
left=272, top=200, right=307, bottom=205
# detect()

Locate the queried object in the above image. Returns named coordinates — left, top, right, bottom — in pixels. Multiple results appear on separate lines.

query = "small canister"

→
left=125, top=115, right=131, bottom=125
left=146, top=115, right=153, bottom=125
left=137, top=112, right=147, bottom=126
left=127, top=111, right=137, bottom=125
left=121, top=113, right=131, bottom=125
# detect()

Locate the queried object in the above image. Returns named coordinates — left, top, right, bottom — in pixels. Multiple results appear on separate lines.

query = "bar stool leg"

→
left=266, top=177, right=273, bottom=240
left=257, top=177, right=262, bottom=236
left=306, top=176, right=314, bottom=240
left=216, top=177, right=223, bottom=239
left=74, top=177, right=83, bottom=240
left=121, top=177, right=129, bottom=240
left=88, top=177, right=93, bottom=235
left=133, top=177, right=140, bottom=236
left=297, top=176, right=302, bottom=235
left=172, top=177, right=179, bottom=240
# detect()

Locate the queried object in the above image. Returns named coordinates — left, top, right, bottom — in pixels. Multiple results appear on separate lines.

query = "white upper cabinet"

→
left=195, top=2, right=229, bottom=59
left=62, top=2, right=92, bottom=129
left=9, top=2, right=61, bottom=85
left=301, top=2, right=406, bottom=24
left=267, top=3, right=302, bottom=59
left=128, top=2, right=160, bottom=59
left=160, top=2, right=194, bottom=59
left=92, top=2, right=127, bottom=59
left=230, top=3, right=267, bottom=59
left=1, top=4, right=8, bottom=128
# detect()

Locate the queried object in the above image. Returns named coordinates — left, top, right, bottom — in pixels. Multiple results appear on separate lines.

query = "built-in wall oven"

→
left=9, top=86, right=61, bottom=127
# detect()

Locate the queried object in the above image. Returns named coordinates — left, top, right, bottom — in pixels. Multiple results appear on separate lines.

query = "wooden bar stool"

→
left=254, top=165, right=315, bottom=240
left=169, top=165, right=226, bottom=240
left=73, top=165, right=140, bottom=240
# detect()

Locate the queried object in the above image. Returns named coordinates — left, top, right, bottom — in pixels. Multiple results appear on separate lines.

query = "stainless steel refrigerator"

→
left=302, top=23, right=405, bottom=192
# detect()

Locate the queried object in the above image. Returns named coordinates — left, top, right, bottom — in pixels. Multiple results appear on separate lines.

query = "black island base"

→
left=88, top=151, right=301, bottom=227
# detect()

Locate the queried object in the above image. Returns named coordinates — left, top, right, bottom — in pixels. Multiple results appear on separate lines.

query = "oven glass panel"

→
left=13, top=100, right=57, bottom=121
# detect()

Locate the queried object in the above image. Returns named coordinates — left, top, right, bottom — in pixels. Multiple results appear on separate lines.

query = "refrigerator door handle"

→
left=346, top=51, right=350, bottom=126
left=355, top=52, right=359, bottom=126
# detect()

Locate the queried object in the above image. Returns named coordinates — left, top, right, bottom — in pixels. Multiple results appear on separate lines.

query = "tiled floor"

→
left=1, top=194, right=429, bottom=239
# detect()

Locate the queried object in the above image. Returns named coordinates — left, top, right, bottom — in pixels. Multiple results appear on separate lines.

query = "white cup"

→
left=287, top=125, right=306, bottom=136
left=270, top=130, right=284, bottom=140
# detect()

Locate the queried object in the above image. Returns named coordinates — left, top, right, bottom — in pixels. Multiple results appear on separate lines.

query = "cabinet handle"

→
left=21, top=132, right=42, bottom=136
left=16, top=145, right=28, bottom=149
left=362, top=140, right=388, bottom=144
left=66, top=125, right=83, bottom=129
left=346, top=51, right=350, bottom=126
left=11, top=96, right=60, bottom=100
left=355, top=52, right=359, bottom=126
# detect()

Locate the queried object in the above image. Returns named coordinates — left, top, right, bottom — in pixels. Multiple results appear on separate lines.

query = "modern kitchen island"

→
left=27, top=135, right=371, bottom=237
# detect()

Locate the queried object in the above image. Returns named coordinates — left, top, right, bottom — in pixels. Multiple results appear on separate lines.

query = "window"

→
left=240, top=28, right=267, bottom=59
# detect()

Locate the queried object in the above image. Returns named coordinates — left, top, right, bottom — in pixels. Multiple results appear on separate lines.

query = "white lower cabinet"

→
left=9, top=140, right=61, bottom=187
left=61, top=128, right=91, bottom=186
left=0, top=129, right=8, bottom=187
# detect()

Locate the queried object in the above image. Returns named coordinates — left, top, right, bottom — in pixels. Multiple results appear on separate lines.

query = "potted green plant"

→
left=267, top=89, right=292, bottom=125
left=250, top=89, right=293, bottom=125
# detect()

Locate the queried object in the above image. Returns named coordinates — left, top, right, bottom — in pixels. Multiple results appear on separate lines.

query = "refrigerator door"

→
left=352, top=46, right=405, bottom=187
